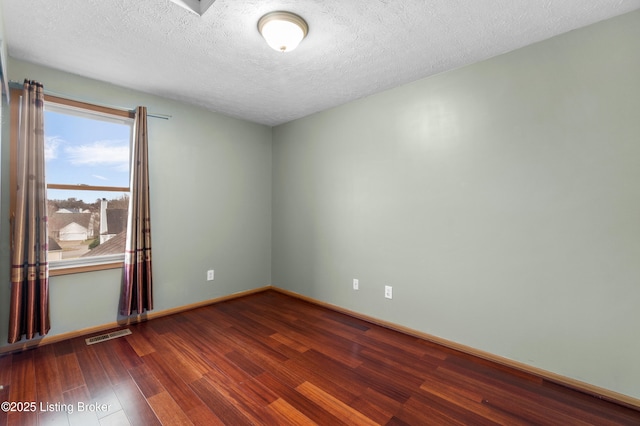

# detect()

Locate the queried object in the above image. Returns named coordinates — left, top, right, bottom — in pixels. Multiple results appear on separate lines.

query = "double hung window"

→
left=10, top=90, right=134, bottom=275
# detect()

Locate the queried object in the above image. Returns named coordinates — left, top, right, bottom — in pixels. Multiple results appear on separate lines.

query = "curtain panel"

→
left=119, top=106, right=153, bottom=316
left=8, top=80, right=50, bottom=344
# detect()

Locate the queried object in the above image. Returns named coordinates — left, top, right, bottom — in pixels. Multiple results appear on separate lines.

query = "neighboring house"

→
left=49, top=212, right=94, bottom=241
left=99, top=199, right=128, bottom=244
left=48, top=199, right=128, bottom=258
left=56, top=208, right=89, bottom=214
left=82, top=231, right=126, bottom=257
left=81, top=199, right=128, bottom=257
left=102, top=209, right=127, bottom=244
left=59, top=222, right=88, bottom=241
left=47, top=237, right=63, bottom=261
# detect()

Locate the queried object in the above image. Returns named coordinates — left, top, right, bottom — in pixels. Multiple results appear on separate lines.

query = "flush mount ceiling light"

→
left=258, top=11, right=308, bottom=53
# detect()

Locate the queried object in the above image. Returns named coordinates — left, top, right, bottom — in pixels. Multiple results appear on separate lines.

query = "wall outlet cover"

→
left=385, top=285, right=393, bottom=299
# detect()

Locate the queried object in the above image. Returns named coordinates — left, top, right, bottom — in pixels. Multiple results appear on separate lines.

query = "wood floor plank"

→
left=434, top=364, right=604, bottom=426
left=98, top=410, right=131, bottom=426
left=254, top=371, right=350, bottom=425
left=146, top=392, right=193, bottom=426
left=398, top=394, right=487, bottom=426
left=354, top=362, right=415, bottom=404
left=112, top=377, right=160, bottom=426
left=220, top=323, right=292, bottom=366
left=237, top=352, right=305, bottom=390
left=294, top=349, right=368, bottom=395
left=267, top=398, right=316, bottom=426
left=414, top=337, right=456, bottom=361
left=224, top=349, right=265, bottom=378
left=287, top=318, right=366, bottom=369
left=358, top=346, right=441, bottom=383
left=63, top=385, right=100, bottom=426
left=215, top=303, right=278, bottom=338
left=34, top=345, right=69, bottom=426
left=199, top=348, right=255, bottom=386
left=34, top=345, right=64, bottom=404
left=349, top=387, right=402, bottom=425
left=71, top=344, right=122, bottom=419
left=111, top=338, right=144, bottom=371
left=183, top=405, right=225, bottom=426
left=162, top=320, right=224, bottom=356
left=140, top=352, right=205, bottom=413
left=128, top=364, right=164, bottom=399
left=0, top=384, right=9, bottom=426
left=2, top=290, right=639, bottom=425
left=283, top=357, right=361, bottom=404
left=0, top=356, right=9, bottom=426
left=244, top=301, right=366, bottom=368
left=8, top=350, right=36, bottom=404
left=321, top=311, right=371, bottom=332
left=204, top=325, right=302, bottom=386
left=151, top=333, right=208, bottom=383
left=188, top=305, right=236, bottom=330
left=89, top=389, right=123, bottom=421
left=176, top=320, right=237, bottom=355
left=56, top=352, right=85, bottom=393
left=188, top=377, right=253, bottom=425
left=0, top=355, right=11, bottom=386
left=122, top=329, right=156, bottom=358
left=540, top=380, right=640, bottom=425
left=418, top=381, right=531, bottom=426
left=273, top=307, right=366, bottom=344
left=296, top=381, right=379, bottom=426
left=199, top=374, right=281, bottom=425
left=92, top=341, right=131, bottom=386
left=7, top=410, right=36, bottom=426
left=37, top=408, right=70, bottom=426
left=269, top=332, right=309, bottom=353
left=73, top=345, right=110, bottom=398
left=144, top=314, right=180, bottom=335
left=357, top=328, right=443, bottom=362
left=53, top=339, right=75, bottom=357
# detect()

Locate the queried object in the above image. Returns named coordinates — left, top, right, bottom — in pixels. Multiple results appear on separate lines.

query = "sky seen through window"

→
left=44, top=107, right=132, bottom=203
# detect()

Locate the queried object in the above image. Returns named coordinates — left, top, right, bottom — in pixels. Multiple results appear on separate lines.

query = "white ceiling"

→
left=2, top=0, right=639, bottom=126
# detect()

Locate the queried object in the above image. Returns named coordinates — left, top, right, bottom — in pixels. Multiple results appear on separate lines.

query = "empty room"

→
left=1, top=1, right=639, bottom=424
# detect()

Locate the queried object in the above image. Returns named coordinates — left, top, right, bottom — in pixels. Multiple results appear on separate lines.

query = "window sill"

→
left=49, top=254, right=125, bottom=276
left=49, top=262, right=123, bottom=276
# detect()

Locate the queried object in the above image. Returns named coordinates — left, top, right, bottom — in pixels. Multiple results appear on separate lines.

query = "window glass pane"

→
left=47, top=190, right=129, bottom=261
left=45, top=108, right=131, bottom=188
left=44, top=102, right=133, bottom=266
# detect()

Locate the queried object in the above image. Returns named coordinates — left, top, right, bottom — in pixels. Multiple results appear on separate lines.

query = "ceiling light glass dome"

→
left=258, top=11, right=308, bottom=52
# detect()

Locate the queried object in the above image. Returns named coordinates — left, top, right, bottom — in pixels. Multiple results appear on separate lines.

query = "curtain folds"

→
left=119, top=106, right=153, bottom=316
left=8, top=80, right=50, bottom=344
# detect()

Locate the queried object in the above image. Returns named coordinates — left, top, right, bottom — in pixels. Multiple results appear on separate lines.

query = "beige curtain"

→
left=120, top=106, right=153, bottom=316
left=8, top=80, right=50, bottom=344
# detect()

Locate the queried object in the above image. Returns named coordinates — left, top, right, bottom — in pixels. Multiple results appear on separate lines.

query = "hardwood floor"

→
left=1, top=290, right=639, bottom=425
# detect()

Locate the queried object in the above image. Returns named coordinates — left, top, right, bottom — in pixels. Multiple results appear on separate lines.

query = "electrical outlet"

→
left=353, top=279, right=359, bottom=290
left=384, top=285, right=393, bottom=299
left=207, top=269, right=214, bottom=281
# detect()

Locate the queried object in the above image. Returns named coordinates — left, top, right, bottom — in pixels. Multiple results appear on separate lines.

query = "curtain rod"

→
left=8, top=80, right=171, bottom=120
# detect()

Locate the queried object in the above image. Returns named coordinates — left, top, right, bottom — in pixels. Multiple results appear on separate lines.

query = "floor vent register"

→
left=85, top=329, right=132, bottom=345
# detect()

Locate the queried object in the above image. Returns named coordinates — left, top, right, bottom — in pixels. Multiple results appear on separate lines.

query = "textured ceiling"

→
left=3, top=0, right=640, bottom=126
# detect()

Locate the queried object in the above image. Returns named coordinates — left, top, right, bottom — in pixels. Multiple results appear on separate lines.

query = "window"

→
left=10, top=89, right=134, bottom=275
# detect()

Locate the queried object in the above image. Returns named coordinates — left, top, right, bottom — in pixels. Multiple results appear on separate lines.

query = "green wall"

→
left=0, top=58, right=272, bottom=346
left=272, top=11, right=640, bottom=399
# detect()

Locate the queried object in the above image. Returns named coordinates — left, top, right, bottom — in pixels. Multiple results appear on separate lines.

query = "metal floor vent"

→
left=85, top=329, right=131, bottom=345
